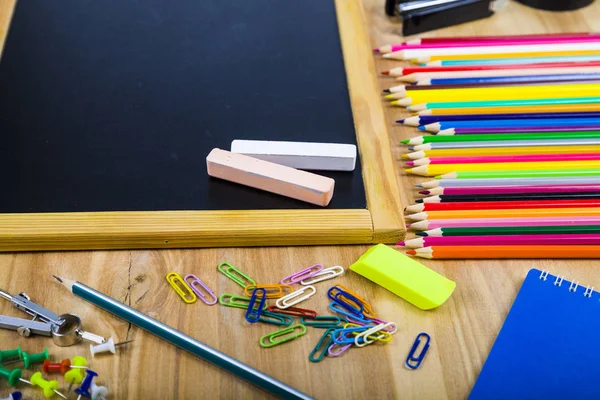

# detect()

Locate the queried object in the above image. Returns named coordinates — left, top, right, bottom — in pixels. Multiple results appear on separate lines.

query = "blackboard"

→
left=0, top=0, right=365, bottom=212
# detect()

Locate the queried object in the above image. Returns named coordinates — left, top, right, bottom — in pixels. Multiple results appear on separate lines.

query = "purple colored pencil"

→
left=440, top=126, right=600, bottom=134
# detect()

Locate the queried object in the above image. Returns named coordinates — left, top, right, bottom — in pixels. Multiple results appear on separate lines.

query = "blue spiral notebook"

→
left=469, top=268, right=600, bottom=399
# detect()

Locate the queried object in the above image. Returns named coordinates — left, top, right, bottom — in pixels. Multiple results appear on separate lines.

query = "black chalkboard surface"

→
left=0, top=0, right=365, bottom=212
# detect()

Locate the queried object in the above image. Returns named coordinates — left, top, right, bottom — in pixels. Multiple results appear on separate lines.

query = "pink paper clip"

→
left=184, top=274, right=218, bottom=305
left=280, top=264, right=323, bottom=285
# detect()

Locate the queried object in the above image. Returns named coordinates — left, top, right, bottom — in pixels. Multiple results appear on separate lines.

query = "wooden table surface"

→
left=2, top=1, right=600, bottom=399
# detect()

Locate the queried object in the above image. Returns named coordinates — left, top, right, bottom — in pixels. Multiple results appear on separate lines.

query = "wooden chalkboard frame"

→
left=0, top=0, right=406, bottom=251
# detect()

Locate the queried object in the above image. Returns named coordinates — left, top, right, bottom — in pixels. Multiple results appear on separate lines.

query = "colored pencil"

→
left=419, top=225, right=600, bottom=236
left=406, top=208, right=600, bottom=221
left=377, top=38, right=600, bottom=54
left=437, top=126, right=600, bottom=135
left=415, top=73, right=600, bottom=86
left=383, top=62, right=600, bottom=76
left=395, top=67, right=600, bottom=83
left=406, top=162, right=600, bottom=177
left=406, top=245, right=600, bottom=259
left=382, top=42, right=600, bottom=61
left=422, top=185, right=600, bottom=196
left=405, top=200, right=600, bottom=214
left=402, top=132, right=600, bottom=145
left=425, top=55, right=600, bottom=66
left=403, top=145, right=600, bottom=160
left=409, top=216, right=600, bottom=230
left=417, top=50, right=600, bottom=63
left=409, top=154, right=600, bottom=166
left=411, top=139, right=600, bottom=151
left=423, top=119, right=600, bottom=132
left=417, top=176, right=600, bottom=188
left=406, top=97, right=600, bottom=111
left=401, top=234, right=600, bottom=248
left=436, top=169, right=600, bottom=179
left=404, top=33, right=600, bottom=46
left=417, top=104, right=600, bottom=115
left=400, top=113, right=600, bottom=126
left=415, top=193, right=600, bottom=202
left=385, top=81, right=597, bottom=95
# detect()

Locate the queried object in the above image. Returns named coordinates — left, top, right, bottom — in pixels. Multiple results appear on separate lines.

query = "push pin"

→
left=90, top=381, right=108, bottom=400
left=65, top=356, right=87, bottom=393
left=90, top=337, right=134, bottom=357
left=0, top=347, right=22, bottom=363
left=3, top=349, right=49, bottom=368
left=0, top=392, right=22, bottom=400
left=75, top=370, right=99, bottom=400
left=30, top=372, right=65, bottom=399
left=43, top=359, right=87, bottom=375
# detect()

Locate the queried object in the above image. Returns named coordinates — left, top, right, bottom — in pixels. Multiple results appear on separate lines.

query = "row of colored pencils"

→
left=375, top=32, right=600, bottom=259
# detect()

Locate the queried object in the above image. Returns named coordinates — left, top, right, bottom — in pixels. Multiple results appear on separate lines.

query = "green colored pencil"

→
left=407, top=97, right=600, bottom=112
left=419, top=225, right=600, bottom=237
left=401, top=131, right=600, bottom=145
left=437, top=169, right=600, bottom=179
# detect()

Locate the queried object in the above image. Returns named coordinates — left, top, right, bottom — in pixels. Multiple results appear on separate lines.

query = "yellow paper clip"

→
left=244, top=284, right=293, bottom=299
left=166, top=272, right=197, bottom=304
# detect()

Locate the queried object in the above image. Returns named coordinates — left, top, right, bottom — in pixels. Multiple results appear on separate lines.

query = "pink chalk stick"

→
left=206, top=148, right=335, bottom=207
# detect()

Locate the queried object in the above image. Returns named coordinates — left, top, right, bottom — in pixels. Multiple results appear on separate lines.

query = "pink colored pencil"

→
left=376, top=37, right=600, bottom=53
left=409, top=153, right=600, bottom=166
left=406, top=33, right=600, bottom=45
left=410, top=216, right=600, bottom=230
left=400, top=234, right=600, bottom=247
left=423, top=185, right=600, bottom=196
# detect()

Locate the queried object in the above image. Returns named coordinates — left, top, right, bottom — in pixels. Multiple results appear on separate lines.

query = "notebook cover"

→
left=469, top=268, right=600, bottom=399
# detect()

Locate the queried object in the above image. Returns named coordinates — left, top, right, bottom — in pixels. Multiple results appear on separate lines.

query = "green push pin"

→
left=4, top=348, right=49, bottom=368
left=0, top=366, right=23, bottom=387
left=0, top=347, right=22, bottom=363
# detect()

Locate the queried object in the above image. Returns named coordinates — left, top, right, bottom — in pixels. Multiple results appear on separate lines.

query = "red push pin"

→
left=42, top=360, right=86, bottom=376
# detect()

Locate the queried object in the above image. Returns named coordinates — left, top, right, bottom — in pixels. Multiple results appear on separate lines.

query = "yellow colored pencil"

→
left=415, top=50, right=600, bottom=63
left=401, top=145, right=600, bottom=160
left=417, top=104, right=600, bottom=116
left=405, top=160, right=600, bottom=177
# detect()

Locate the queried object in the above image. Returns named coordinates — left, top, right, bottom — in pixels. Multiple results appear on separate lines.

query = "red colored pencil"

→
left=422, top=185, right=600, bottom=196
left=404, top=199, right=600, bottom=213
left=405, top=33, right=600, bottom=46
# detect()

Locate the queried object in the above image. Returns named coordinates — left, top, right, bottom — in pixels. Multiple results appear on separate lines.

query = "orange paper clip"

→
left=244, top=284, right=293, bottom=299
left=332, top=284, right=376, bottom=318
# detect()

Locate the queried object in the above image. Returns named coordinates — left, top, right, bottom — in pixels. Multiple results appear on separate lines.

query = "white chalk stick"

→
left=206, top=148, right=335, bottom=207
left=230, top=140, right=357, bottom=171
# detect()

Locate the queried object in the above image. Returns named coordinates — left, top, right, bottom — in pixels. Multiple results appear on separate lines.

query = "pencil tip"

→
left=419, top=190, right=430, bottom=195
left=406, top=250, right=416, bottom=256
left=406, top=161, right=414, bottom=166
left=397, top=241, right=405, bottom=246
left=415, top=199, right=424, bottom=203
left=381, top=70, right=389, bottom=75
left=417, top=125, right=426, bottom=131
left=52, top=275, right=63, bottom=283
left=416, top=232, right=427, bottom=237
left=383, top=88, right=391, bottom=93
left=400, top=139, right=409, bottom=144
left=373, top=48, right=380, bottom=53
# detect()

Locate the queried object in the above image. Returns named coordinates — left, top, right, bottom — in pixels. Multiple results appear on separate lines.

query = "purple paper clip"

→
left=328, top=342, right=352, bottom=357
left=184, top=274, right=218, bottom=305
left=280, top=264, right=323, bottom=285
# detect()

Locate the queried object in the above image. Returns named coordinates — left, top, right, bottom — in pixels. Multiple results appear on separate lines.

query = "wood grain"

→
left=2, top=1, right=600, bottom=400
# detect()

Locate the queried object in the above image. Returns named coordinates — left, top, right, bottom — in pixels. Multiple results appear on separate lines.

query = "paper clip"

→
left=406, top=332, right=431, bottom=370
left=328, top=302, right=371, bottom=323
left=330, top=284, right=376, bottom=318
left=244, top=284, right=293, bottom=299
left=266, top=305, right=317, bottom=318
left=300, top=316, right=345, bottom=329
left=300, top=266, right=344, bottom=285
left=275, top=286, right=316, bottom=309
left=328, top=287, right=364, bottom=316
left=166, top=272, right=197, bottom=304
left=280, top=264, right=323, bottom=285
left=354, top=323, right=394, bottom=348
left=332, top=326, right=371, bottom=345
left=345, top=315, right=397, bottom=334
left=259, top=324, right=307, bottom=348
left=258, top=311, right=294, bottom=326
left=219, top=294, right=253, bottom=309
left=309, top=328, right=335, bottom=363
left=328, top=342, right=351, bottom=357
left=245, top=288, right=267, bottom=323
left=184, top=274, right=218, bottom=305
left=217, top=262, right=256, bottom=288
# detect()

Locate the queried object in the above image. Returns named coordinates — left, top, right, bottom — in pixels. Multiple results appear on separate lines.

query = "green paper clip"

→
left=309, top=328, right=335, bottom=363
left=260, top=324, right=307, bottom=348
left=300, top=316, right=345, bottom=329
left=259, top=311, right=294, bottom=326
left=349, top=244, right=456, bottom=310
left=217, top=262, right=256, bottom=288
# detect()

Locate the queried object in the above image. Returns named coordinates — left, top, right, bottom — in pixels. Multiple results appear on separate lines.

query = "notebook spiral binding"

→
left=539, top=270, right=596, bottom=298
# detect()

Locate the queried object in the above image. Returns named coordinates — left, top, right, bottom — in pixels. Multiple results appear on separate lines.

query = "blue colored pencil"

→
left=399, top=112, right=600, bottom=126
left=418, top=73, right=600, bottom=86
left=421, top=118, right=600, bottom=132
left=427, top=55, right=600, bottom=67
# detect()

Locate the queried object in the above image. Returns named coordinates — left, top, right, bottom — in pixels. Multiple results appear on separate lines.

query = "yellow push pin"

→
left=30, top=372, right=65, bottom=399
left=64, top=356, right=87, bottom=392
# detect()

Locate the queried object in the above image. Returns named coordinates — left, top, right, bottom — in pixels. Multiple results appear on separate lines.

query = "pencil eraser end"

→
left=349, top=244, right=456, bottom=310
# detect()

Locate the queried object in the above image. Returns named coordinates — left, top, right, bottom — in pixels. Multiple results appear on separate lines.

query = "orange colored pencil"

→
left=406, top=207, right=600, bottom=221
left=406, top=245, right=600, bottom=259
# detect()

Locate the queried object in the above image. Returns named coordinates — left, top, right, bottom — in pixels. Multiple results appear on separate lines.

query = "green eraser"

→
left=349, top=244, right=456, bottom=310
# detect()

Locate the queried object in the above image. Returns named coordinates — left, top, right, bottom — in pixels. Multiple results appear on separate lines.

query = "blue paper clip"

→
left=327, top=287, right=364, bottom=316
left=245, top=288, right=267, bottom=323
left=331, top=326, right=371, bottom=345
left=328, top=302, right=371, bottom=323
left=405, top=332, right=431, bottom=370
